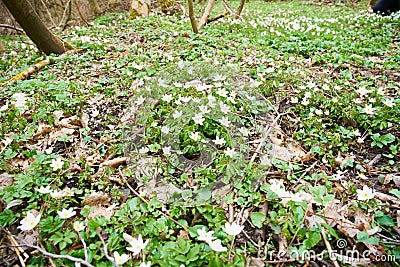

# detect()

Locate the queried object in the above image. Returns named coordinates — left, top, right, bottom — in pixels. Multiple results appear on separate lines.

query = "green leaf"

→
left=196, top=188, right=211, bottom=201
left=250, top=212, right=266, bottom=228
left=304, top=231, right=321, bottom=249
left=49, top=232, right=64, bottom=245
left=80, top=205, right=93, bottom=217
left=376, top=214, right=394, bottom=226
left=0, top=210, right=16, bottom=227
left=3, top=148, right=17, bottom=160
left=187, top=245, right=200, bottom=260
left=59, top=240, right=67, bottom=250
left=181, top=190, right=193, bottom=201
left=148, top=143, right=161, bottom=152
left=389, top=189, right=400, bottom=199
left=269, top=222, right=281, bottom=234
left=356, top=232, right=379, bottom=245
left=177, top=237, right=190, bottom=254
left=175, top=255, right=187, bottom=262
left=40, top=216, right=64, bottom=234
left=148, top=199, right=162, bottom=211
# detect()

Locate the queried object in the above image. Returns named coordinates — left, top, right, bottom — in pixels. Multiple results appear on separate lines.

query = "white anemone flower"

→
left=18, top=212, right=41, bottom=231
left=223, top=222, right=244, bottom=236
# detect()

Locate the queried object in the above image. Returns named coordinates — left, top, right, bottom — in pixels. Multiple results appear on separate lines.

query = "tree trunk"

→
left=188, top=0, right=198, bottom=33
left=197, top=0, right=215, bottom=31
left=1, top=0, right=68, bottom=55
left=88, top=0, right=100, bottom=16
left=236, top=0, right=245, bottom=18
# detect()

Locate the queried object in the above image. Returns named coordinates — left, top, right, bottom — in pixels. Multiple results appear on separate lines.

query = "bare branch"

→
left=96, top=228, right=118, bottom=266
left=223, top=0, right=234, bottom=16
left=1, top=227, right=95, bottom=267
left=0, top=23, right=24, bottom=33
left=197, top=0, right=215, bottom=31
left=236, top=0, right=246, bottom=18
left=207, top=12, right=229, bottom=24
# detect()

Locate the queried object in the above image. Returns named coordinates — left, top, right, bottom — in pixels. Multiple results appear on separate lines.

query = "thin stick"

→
left=0, top=23, right=24, bottom=33
left=6, top=234, right=26, bottom=267
left=321, top=228, right=341, bottom=267
left=39, top=242, right=56, bottom=267
left=39, top=0, right=56, bottom=27
left=250, top=113, right=285, bottom=163
left=241, top=230, right=259, bottom=248
left=73, top=0, right=91, bottom=26
left=96, top=228, right=117, bottom=266
left=118, top=169, right=188, bottom=231
left=59, top=0, right=72, bottom=29
left=223, top=0, right=234, bottom=16
left=207, top=12, right=229, bottom=24
left=235, top=0, right=246, bottom=18
left=1, top=227, right=94, bottom=267
left=79, top=233, right=89, bottom=262
left=197, top=0, right=216, bottom=31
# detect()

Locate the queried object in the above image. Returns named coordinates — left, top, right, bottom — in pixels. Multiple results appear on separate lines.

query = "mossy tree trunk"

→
left=1, top=0, right=68, bottom=55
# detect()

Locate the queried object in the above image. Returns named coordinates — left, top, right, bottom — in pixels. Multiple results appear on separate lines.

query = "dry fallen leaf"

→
left=55, top=115, right=82, bottom=129
left=287, top=143, right=307, bottom=161
left=87, top=205, right=113, bottom=219
left=211, top=182, right=231, bottom=198
left=99, top=157, right=128, bottom=168
left=49, top=127, right=75, bottom=141
left=323, top=200, right=359, bottom=238
left=6, top=199, right=24, bottom=209
left=84, top=192, right=111, bottom=207
left=34, top=123, right=52, bottom=137
left=249, top=258, right=265, bottom=267
left=141, top=179, right=182, bottom=202
left=80, top=112, right=89, bottom=128
left=269, top=144, right=293, bottom=161
left=375, top=192, right=400, bottom=205
left=0, top=172, right=13, bottom=188
left=393, top=175, right=400, bottom=187
left=305, top=215, right=326, bottom=228
left=178, top=230, right=190, bottom=240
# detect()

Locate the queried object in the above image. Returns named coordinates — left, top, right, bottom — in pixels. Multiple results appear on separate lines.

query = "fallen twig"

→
left=1, top=49, right=79, bottom=85
left=6, top=232, right=27, bottom=267
left=321, top=228, right=340, bottom=267
left=96, top=228, right=117, bottom=266
left=1, top=227, right=95, bottom=267
left=118, top=169, right=189, bottom=231
left=250, top=112, right=286, bottom=163
left=367, top=154, right=381, bottom=167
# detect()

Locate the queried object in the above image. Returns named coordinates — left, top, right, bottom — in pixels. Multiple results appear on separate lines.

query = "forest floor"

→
left=0, top=1, right=399, bottom=266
